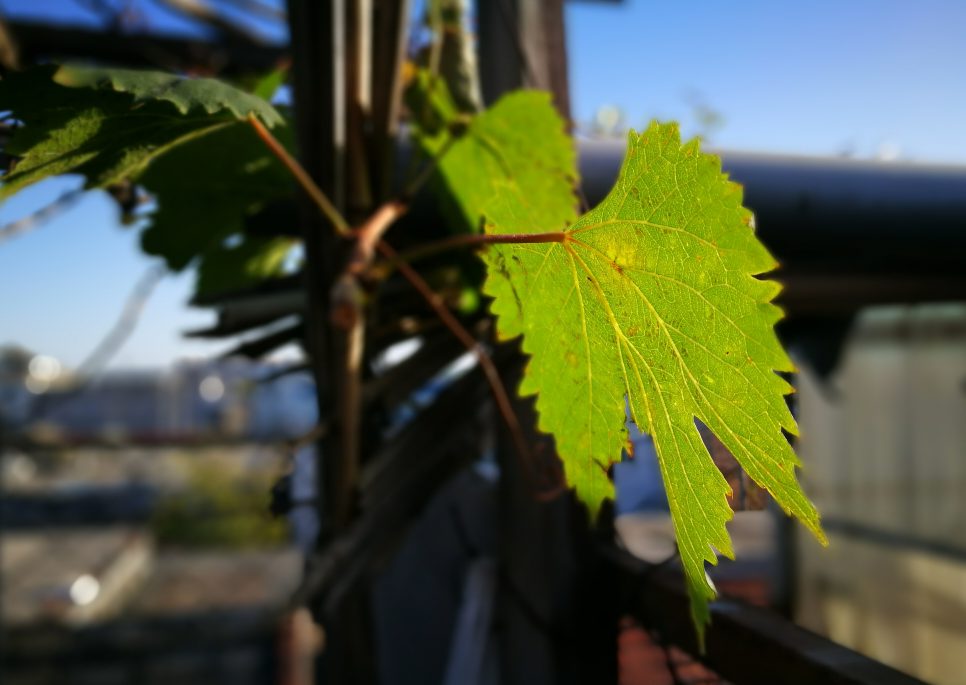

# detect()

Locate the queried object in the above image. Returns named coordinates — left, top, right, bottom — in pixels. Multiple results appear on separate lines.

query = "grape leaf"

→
left=408, top=72, right=576, bottom=234
left=0, top=65, right=283, bottom=201
left=137, top=120, right=295, bottom=273
left=195, top=236, right=296, bottom=296
left=252, top=68, right=287, bottom=102
left=54, top=66, right=284, bottom=127
left=404, top=69, right=461, bottom=138
left=480, top=122, right=825, bottom=640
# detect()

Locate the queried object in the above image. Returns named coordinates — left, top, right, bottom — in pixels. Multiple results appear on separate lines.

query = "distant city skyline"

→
left=1, top=0, right=963, bottom=368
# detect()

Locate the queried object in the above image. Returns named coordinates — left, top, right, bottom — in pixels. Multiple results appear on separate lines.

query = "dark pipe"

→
left=578, top=137, right=966, bottom=270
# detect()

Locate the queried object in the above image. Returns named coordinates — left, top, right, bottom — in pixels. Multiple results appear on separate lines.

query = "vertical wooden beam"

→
left=477, top=0, right=524, bottom=106
left=287, top=0, right=349, bottom=538
left=287, top=0, right=341, bottom=532
left=288, top=2, right=406, bottom=682
left=287, top=3, right=372, bottom=684
left=370, top=0, right=411, bottom=203
left=476, top=0, right=571, bottom=121
left=346, top=0, right=374, bottom=224
left=536, top=0, right=570, bottom=121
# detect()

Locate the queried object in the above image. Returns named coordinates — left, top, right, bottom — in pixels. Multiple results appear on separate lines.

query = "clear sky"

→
left=565, top=0, right=966, bottom=162
left=1, top=0, right=964, bottom=369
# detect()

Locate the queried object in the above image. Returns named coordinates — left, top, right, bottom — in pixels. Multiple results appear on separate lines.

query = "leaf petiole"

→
left=376, top=230, right=568, bottom=277
left=247, top=113, right=352, bottom=236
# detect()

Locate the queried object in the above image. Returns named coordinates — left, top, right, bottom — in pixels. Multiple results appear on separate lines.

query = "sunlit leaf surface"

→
left=481, top=122, right=825, bottom=638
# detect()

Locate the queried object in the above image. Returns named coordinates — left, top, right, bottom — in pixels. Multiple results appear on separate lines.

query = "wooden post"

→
left=287, top=3, right=372, bottom=684
left=287, top=0, right=346, bottom=538
left=287, top=1, right=410, bottom=682
left=477, top=0, right=571, bottom=121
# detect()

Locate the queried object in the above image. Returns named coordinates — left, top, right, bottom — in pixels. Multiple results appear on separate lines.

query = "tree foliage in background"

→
left=151, top=461, right=290, bottom=548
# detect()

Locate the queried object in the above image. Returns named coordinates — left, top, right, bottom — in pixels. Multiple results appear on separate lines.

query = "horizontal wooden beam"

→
left=601, top=544, right=927, bottom=685
left=7, top=20, right=286, bottom=74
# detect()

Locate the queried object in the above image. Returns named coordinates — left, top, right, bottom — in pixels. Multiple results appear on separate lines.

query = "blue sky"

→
left=565, top=0, right=966, bottom=162
left=1, top=0, right=964, bottom=369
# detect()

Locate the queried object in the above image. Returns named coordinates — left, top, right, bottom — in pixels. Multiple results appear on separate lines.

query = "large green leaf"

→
left=481, top=122, right=825, bottom=639
left=409, top=73, right=576, bottom=234
left=137, top=118, right=295, bottom=273
left=0, top=65, right=283, bottom=201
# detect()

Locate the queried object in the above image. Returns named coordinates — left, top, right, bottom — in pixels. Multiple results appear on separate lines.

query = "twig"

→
left=380, top=230, right=567, bottom=274
left=26, top=264, right=167, bottom=424
left=376, top=239, right=538, bottom=484
left=251, top=107, right=564, bottom=500
left=248, top=114, right=352, bottom=236
left=249, top=111, right=363, bottom=528
left=340, top=132, right=460, bottom=281
left=77, top=264, right=167, bottom=375
left=400, top=131, right=461, bottom=201
left=346, top=201, right=408, bottom=276
left=0, top=189, right=84, bottom=246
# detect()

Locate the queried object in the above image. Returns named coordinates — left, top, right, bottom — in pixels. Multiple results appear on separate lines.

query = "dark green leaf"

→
left=0, top=65, right=240, bottom=200
left=196, top=236, right=296, bottom=296
left=138, top=120, right=295, bottom=272
left=54, top=65, right=284, bottom=127
left=253, top=68, right=287, bottom=102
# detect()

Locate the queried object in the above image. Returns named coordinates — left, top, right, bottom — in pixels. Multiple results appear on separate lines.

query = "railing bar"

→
left=822, top=517, right=966, bottom=563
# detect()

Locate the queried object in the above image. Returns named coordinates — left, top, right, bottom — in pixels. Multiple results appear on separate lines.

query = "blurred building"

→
left=1, top=526, right=309, bottom=685
left=0, top=351, right=317, bottom=445
left=796, top=304, right=966, bottom=685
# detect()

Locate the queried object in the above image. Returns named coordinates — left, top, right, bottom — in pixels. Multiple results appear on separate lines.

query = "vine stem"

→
left=247, top=114, right=351, bottom=236
left=384, top=230, right=567, bottom=272
left=400, top=132, right=458, bottom=202
left=376, top=239, right=535, bottom=471
left=248, top=113, right=565, bottom=501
